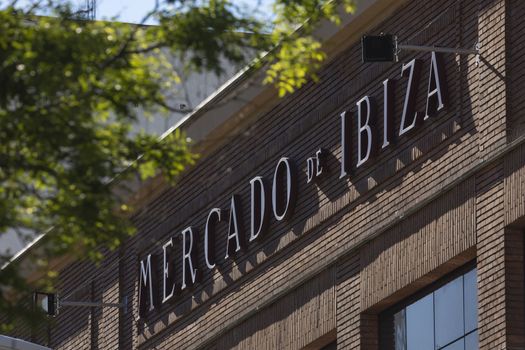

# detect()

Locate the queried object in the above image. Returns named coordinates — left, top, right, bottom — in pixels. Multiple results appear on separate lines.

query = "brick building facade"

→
left=7, top=0, right=525, bottom=348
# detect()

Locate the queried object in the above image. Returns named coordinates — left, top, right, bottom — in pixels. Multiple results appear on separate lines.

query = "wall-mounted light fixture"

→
left=33, top=291, right=127, bottom=317
left=33, top=292, right=56, bottom=316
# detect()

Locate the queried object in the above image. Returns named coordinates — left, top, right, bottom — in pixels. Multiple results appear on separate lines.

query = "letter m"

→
left=138, top=254, right=158, bottom=318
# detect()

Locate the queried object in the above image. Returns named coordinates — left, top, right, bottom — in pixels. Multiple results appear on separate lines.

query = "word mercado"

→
left=138, top=51, right=447, bottom=318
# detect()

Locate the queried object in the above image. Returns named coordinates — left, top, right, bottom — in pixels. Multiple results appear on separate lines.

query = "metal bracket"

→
left=59, top=295, right=128, bottom=314
left=394, top=36, right=480, bottom=62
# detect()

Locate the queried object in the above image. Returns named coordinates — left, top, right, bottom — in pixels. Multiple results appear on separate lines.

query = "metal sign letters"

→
left=138, top=51, right=447, bottom=318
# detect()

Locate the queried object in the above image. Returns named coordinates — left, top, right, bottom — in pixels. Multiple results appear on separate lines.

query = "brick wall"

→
left=210, top=268, right=336, bottom=350
left=508, top=0, right=525, bottom=140
left=125, top=1, right=482, bottom=346
left=18, top=0, right=525, bottom=349
left=360, top=179, right=477, bottom=312
left=335, top=254, right=360, bottom=349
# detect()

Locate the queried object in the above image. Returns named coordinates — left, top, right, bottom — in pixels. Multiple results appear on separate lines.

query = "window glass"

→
left=465, top=331, right=478, bottom=350
left=406, top=293, right=434, bottom=350
left=464, top=269, right=478, bottom=333
left=435, top=277, right=464, bottom=348
left=394, top=309, right=406, bottom=350
left=381, top=267, right=477, bottom=350
left=441, top=338, right=464, bottom=350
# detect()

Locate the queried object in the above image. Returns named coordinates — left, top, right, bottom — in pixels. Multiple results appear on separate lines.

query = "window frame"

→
left=379, top=261, right=477, bottom=350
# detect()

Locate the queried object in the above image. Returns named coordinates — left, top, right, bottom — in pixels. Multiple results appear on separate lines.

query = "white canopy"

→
left=0, top=335, right=51, bottom=350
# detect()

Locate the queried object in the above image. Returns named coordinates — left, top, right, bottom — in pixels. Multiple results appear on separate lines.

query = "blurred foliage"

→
left=266, top=0, right=356, bottom=95
left=0, top=0, right=354, bottom=332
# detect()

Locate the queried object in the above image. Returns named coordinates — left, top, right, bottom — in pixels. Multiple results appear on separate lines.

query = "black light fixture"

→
left=33, top=292, right=57, bottom=316
left=361, top=35, right=396, bottom=62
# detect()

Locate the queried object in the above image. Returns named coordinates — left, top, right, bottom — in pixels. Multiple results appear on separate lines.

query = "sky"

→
left=97, top=0, right=160, bottom=24
left=11, top=0, right=275, bottom=24
left=96, top=0, right=274, bottom=24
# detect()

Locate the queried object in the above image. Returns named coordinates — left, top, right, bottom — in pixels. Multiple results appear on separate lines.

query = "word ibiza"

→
left=137, top=51, right=447, bottom=318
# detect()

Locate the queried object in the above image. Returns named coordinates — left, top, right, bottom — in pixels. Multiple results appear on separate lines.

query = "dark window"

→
left=380, top=267, right=478, bottom=350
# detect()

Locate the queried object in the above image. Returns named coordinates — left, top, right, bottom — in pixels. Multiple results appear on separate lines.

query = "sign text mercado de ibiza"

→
left=138, top=51, right=447, bottom=318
